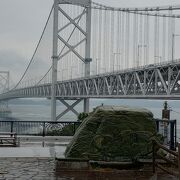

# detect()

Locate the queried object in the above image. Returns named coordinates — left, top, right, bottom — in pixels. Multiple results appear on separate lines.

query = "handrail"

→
left=153, top=139, right=178, bottom=156
left=0, top=120, right=81, bottom=136
left=156, top=153, right=178, bottom=166
left=152, top=139, right=179, bottom=178
left=0, top=120, right=80, bottom=124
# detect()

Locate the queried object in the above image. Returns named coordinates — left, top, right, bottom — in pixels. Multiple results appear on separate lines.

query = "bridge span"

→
left=1, top=60, right=180, bottom=101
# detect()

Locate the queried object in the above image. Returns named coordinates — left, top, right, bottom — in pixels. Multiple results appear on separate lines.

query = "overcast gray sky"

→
left=97, top=0, right=180, bottom=7
left=0, top=0, right=180, bottom=84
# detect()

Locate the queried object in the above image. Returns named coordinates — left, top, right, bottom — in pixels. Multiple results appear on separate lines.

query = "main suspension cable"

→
left=12, top=6, right=54, bottom=90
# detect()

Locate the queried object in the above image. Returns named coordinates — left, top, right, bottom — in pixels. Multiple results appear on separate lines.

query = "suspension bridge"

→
left=0, top=0, right=180, bottom=121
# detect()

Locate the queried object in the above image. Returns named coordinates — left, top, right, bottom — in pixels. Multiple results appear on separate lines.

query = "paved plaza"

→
left=0, top=136, right=71, bottom=180
left=0, top=136, right=177, bottom=180
left=0, top=158, right=55, bottom=180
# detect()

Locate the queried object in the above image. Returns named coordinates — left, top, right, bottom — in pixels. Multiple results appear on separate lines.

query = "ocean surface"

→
left=1, top=98, right=180, bottom=138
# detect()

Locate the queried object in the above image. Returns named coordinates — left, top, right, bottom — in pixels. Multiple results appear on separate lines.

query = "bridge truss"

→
left=1, top=60, right=180, bottom=120
left=0, top=71, right=9, bottom=112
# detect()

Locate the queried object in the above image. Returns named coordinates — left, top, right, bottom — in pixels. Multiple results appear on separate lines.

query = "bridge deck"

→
left=1, top=61, right=180, bottom=100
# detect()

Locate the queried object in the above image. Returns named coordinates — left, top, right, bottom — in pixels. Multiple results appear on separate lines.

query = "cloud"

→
left=95, top=0, right=180, bottom=7
left=0, top=0, right=53, bottom=58
left=0, top=50, right=27, bottom=83
left=0, top=49, right=53, bottom=88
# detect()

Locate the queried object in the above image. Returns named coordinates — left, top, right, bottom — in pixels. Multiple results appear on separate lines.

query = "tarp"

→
left=65, top=106, right=160, bottom=161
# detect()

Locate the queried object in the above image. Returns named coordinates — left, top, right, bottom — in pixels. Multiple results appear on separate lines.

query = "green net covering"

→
left=65, top=106, right=160, bottom=161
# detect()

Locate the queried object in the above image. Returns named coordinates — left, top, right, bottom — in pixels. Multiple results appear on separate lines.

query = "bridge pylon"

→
left=0, top=71, right=10, bottom=113
left=51, top=0, right=92, bottom=121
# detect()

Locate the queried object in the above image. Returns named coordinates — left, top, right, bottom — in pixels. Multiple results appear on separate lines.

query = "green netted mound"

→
left=65, top=106, right=159, bottom=161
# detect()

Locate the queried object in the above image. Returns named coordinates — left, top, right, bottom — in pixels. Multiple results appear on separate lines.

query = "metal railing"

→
left=152, top=139, right=179, bottom=178
left=0, top=120, right=81, bottom=136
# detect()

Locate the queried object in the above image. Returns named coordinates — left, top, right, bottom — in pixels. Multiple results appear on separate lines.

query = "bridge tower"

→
left=51, top=0, right=92, bottom=121
left=0, top=71, right=10, bottom=112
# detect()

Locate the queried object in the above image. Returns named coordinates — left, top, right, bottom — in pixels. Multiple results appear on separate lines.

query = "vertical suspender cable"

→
left=168, top=7, right=173, bottom=61
left=157, top=8, right=160, bottom=63
left=118, top=11, right=122, bottom=70
left=139, top=13, right=143, bottom=66
left=79, top=7, right=82, bottom=77
left=121, top=11, right=125, bottom=69
left=117, top=11, right=121, bottom=70
left=71, top=6, right=75, bottom=79
left=172, top=15, right=175, bottom=61
left=91, top=8, right=95, bottom=75
left=69, top=6, right=73, bottom=79
left=146, top=12, right=149, bottom=65
left=95, top=9, right=98, bottom=75
left=106, top=11, right=110, bottom=72
left=143, top=12, right=146, bottom=66
left=144, top=11, right=147, bottom=65
left=103, top=10, right=107, bottom=73
left=110, top=10, right=115, bottom=71
left=77, top=6, right=81, bottom=77
left=65, top=5, right=69, bottom=80
left=154, top=12, right=158, bottom=63
left=125, top=11, right=130, bottom=69
left=162, top=15, right=166, bottom=62
left=133, top=11, right=138, bottom=67
left=98, top=9, right=102, bottom=73
left=82, top=7, right=86, bottom=77
left=62, top=5, right=66, bottom=80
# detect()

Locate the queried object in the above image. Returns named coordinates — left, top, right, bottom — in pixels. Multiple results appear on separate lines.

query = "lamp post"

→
left=113, top=53, right=121, bottom=72
left=137, top=45, right=147, bottom=67
left=172, top=33, right=180, bottom=62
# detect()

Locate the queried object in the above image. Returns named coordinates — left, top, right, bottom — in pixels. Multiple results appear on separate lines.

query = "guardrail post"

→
left=153, top=140, right=155, bottom=173
left=156, top=120, right=159, bottom=132
left=10, top=121, right=14, bottom=136
left=178, top=143, right=180, bottom=179
left=42, top=122, right=46, bottom=137
left=73, top=123, right=76, bottom=135
left=170, top=121, right=175, bottom=150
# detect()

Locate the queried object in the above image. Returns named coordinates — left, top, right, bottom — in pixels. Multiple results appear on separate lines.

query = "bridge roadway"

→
left=1, top=60, right=180, bottom=101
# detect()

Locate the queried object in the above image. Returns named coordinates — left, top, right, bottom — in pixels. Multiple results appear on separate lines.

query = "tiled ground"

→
left=0, top=158, right=178, bottom=180
left=0, top=137, right=70, bottom=180
left=0, top=158, right=55, bottom=180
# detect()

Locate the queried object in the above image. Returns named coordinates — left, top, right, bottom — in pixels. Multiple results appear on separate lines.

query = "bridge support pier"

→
left=83, top=1, right=91, bottom=114
left=0, top=71, right=10, bottom=113
left=56, top=99, right=83, bottom=121
left=84, top=98, right=89, bottom=113
left=54, top=98, right=90, bottom=121
left=51, top=0, right=59, bottom=121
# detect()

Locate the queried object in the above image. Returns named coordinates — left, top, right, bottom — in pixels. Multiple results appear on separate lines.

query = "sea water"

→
left=1, top=99, right=180, bottom=139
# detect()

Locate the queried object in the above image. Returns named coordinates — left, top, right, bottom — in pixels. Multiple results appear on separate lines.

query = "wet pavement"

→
left=0, top=136, right=69, bottom=179
left=0, top=136, right=177, bottom=180
left=0, top=158, right=55, bottom=180
left=0, top=146, right=66, bottom=158
left=0, top=136, right=71, bottom=159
